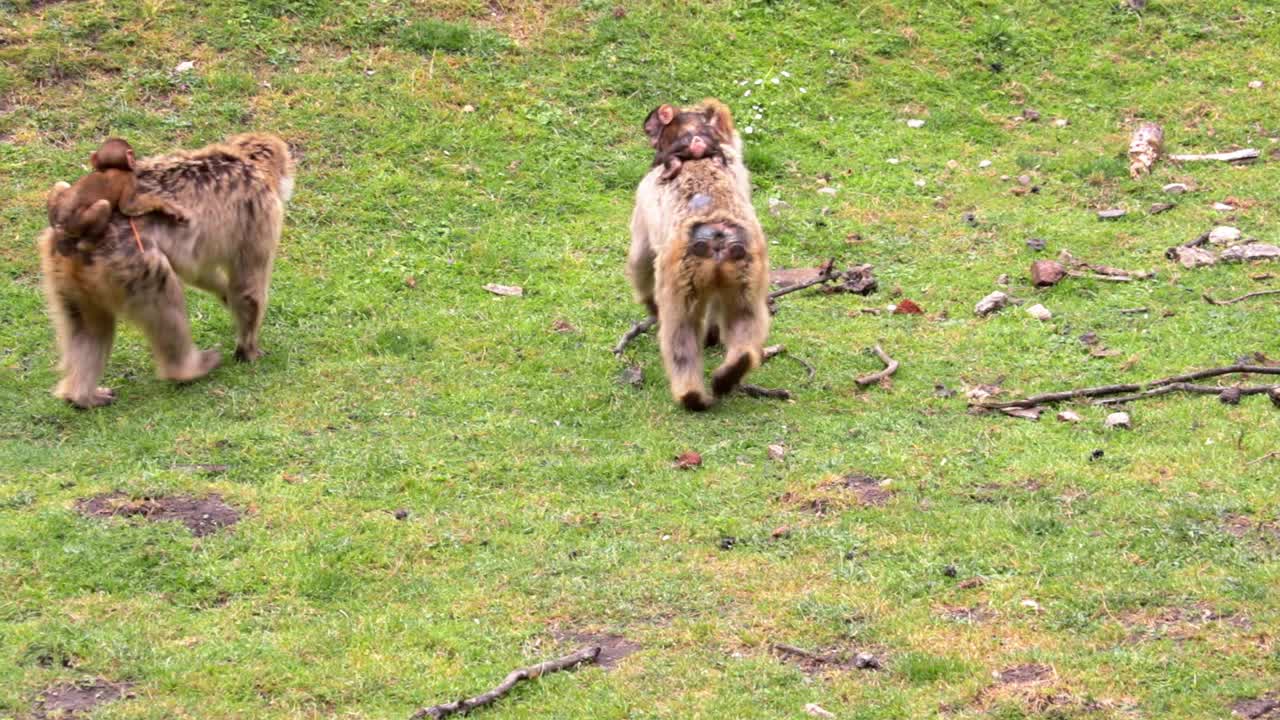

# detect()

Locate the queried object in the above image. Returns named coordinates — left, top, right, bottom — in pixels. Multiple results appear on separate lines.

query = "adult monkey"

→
left=627, top=99, right=770, bottom=411
left=39, top=133, right=294, bottom=408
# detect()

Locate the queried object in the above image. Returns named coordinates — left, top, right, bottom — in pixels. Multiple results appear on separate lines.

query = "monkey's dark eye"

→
left=727, top=242, right=746, bottom=260
left=690, top=239, right=711, bottom=257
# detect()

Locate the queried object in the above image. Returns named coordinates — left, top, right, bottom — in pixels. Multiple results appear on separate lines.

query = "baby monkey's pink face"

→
left=643, top=103, right=730, bottom=180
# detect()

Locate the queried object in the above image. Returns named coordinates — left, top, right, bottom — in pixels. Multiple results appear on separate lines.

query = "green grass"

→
left=2, top=1, right=1280, bottom=718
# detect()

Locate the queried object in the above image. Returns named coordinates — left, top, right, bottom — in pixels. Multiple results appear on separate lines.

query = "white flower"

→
left=906, top=118, right=925, bottom=128
left=978, top=159, right=992, bottom=168
left=744, top=126, right=754, bottom=134
left=771, top=77, right=780, bottom=84
left=754, top=78, right=763, bottom=85
left=914, top=179, right=926, bottom=188
left=799, top=87, right=807, bottom=94
left=743, top=90, right=751, bottom=97
left=887, top=158, right=900, bottom=165
left=781, top=70, right=792, bottom=78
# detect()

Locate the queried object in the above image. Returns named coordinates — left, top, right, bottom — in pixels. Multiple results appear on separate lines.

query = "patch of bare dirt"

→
left=996, top=663, right=1054, bottom=685
left=33, top=679, right=133, bottom=719
left=937, top=604, right=997, bottom=624
left=76, top=492, right=240, bottom=536
left=551, top=630, right=639, bottom=669
left=1223, top=513, right=1280, bottom=543
left=966, top=480, right=1043, bottom=503
left=823, top=473, right=893, bottom=506
left=1234, top=694, right=1280, bottom=719
left=1120, top=602, right=1251, bottom=642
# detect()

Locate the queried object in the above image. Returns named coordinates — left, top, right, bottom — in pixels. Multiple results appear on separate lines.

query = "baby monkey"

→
left=47, top=138, right=189, bottom=252
left=644, top=104, right=729, bottom=181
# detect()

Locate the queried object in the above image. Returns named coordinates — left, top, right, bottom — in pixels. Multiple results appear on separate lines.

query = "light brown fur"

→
left=629, top=99, right=769, bottom=411
left=39, top=133, right=294, bottom=408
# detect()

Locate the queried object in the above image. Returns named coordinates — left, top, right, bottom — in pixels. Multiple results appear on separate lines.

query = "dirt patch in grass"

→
left=33, top=679, right=133, bottom=718
left=1223, top=514, right=1280, bottom=543
left=1119, top=602, right=1251, bottom=642
left=551, top=629, right=639, bottom=669
left=996, top=663, right=1054, bottom=685
left=966, top=480, right=1043, bottom=503
left=76, top=492, right=240, bottom=536
left=780, top=473, right=894, bottom=516
left=1233, top=694, right=1280, bottom=719
left=937, top=604, right=998, bottom=624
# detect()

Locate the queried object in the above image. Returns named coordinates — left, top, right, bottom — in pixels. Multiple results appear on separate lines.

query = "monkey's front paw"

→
left=679, top=391, right=713, bottom=412
left=712, top=354, right=753, bottom=396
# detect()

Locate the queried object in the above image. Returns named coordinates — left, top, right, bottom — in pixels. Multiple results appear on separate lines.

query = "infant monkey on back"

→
left=46, top=138, right=189, bottom=253
left=645, top=104, right=731, bottom=181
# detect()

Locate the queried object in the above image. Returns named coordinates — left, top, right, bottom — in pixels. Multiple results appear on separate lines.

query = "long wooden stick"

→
left=976, top=364, right=1280, bottom=410
left=1095, top=383, right=1279, bottom=406
left=412, top=646, right=601, bottom=719
left=855, top=345, right=899, bottom=387
left=1168, top=149, right=1259, bottom=162
left=1202, top=289, right=1280, bottom=306
left=766, top=258, right=840, bottom=302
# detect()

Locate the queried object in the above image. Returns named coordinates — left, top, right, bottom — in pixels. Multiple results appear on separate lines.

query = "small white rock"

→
left=818, top=186, right=838, bottom=196
left=1021, top=599, right=1042, bottom=611
left=1213, top=202, right=1235, bottom=211
left=946, top=159, right=959, bottom=170
left=1105, top=411, right=1131, bottom=429
left=886, top=157, right=900, bottom=165
left=1249, top=80, right=1264, bottom=89
left=1053, top=118, right=1070, bottom=128
left=1208, top=226, right=1242, bottom=245
left=1056, top=410, right=1082, bottom=423
left=767, top=444, right=786, bottom=461
left=914, top=178, right=926, bottom=188
left=974, top=291, right=1011, bottom=317
left=805, top=704, right=836, bottom=719
left=1162, top=182, right=1188, bottom=194
left=978, top=159, right=993, bottom=169
left=462, top=104, right=475, bottom=113
left=174, top=60, right=195, bottom=73
left=1026, top=303, right=1052, bottom=321
left=906, top=118, right=925, bottom=128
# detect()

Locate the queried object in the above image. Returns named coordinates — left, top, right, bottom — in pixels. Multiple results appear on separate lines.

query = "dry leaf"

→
left=483, top=283, right=523, bottom=297
left=674, top=451, right=702, bottom=469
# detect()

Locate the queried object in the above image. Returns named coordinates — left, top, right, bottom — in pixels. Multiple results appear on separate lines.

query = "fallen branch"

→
left=975, top=363, right=1280, bottom=410
left=612, top=317, right=655, bottom=356
left=977, top=383, right=1142, bottom=410
left=1066, top=271, right=1134, bottom=283
left=767, top=258, right=840, bottom=303
left=1248, top=451, right=1280, bottom=465
left=855, top=345, right=899, bottom=387
left=1095, top=383, right=1279, bottom=406
left=772, top=643, right=836, bottom=664
left=412, top=647, right=601, bottom=720
left=1168, top=149, right=1260, bottom=163
left=1148, top=364, right=1280, bottom=388
left=1202, top=289, right=1280, bottom=306
left=740, top=384, right=792, bottom=400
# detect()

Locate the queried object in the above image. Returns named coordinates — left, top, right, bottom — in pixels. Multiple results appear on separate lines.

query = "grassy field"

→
left=2, top=0, right=1280, bottom=717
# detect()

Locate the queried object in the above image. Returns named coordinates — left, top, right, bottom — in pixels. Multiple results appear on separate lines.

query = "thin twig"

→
left=1248, top=451, right=1280, bottom=465
left=1202, top=289, right=1280, bottom=306
left=1066, top=270, right=1134, bottom=283
left=1118, top=307, right=1150, bottom=315
left=976, top=363, right=1280, bottom=410
left=1095, top=383, right=1280, bottom=406
left=1168, top=149, right=1259, bottom=162
left=612, top=317, right=655, bottom=355
left=1148, top=364, right=1280, bottom=388
left=761, top=344, right=816, bottom=383
left=766, top=258, right=839, bottom=302
left=978, top=383, right=1142, bottom=409
left=412, top=647, right=601, bottom=720
left=771, top=643, right=835, bottom=664
left=739, top=384, right=792, bottom=400
left=854, top=345, right=899, bottom=387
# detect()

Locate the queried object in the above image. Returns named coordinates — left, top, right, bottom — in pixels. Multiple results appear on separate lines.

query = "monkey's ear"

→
left=643, top=104, right=677, bottom=146
left=124, top=148, right=136, bottom=171
left=701, top=99, right=735, bottom=140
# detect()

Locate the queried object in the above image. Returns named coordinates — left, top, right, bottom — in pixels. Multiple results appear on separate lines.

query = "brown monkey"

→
left=644, top=103, right=730, bottom=181
left=46, top=138, right=190, bottom=252
left=628, top=99, right=770, bottom=411
left=39, top=133, right=294, bottom=408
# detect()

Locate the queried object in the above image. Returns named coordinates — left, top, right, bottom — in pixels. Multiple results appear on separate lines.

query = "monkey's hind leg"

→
left=228, top=206, right=282, bottom=362
left=118, top=192, right=190, bottom=224
left=711, top=298, right=770, bottom=397
left=123, top=251, right=221, bottom=383
left=627, top=215, right=658, bottom=319
left=657, top=293, right=712, bottom=411
left=48, top=295, right=118, bottom=409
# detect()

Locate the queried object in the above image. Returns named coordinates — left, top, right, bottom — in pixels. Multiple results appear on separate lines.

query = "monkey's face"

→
left=645, top=104, right=730, bottom=160
left=689, top=223, right=747, bottom=263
